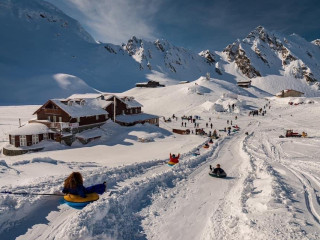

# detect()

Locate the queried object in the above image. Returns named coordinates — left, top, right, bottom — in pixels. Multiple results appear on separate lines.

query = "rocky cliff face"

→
left=223, top=41, right=261, bottom=78
left=223, top=26, right=319, bottom=84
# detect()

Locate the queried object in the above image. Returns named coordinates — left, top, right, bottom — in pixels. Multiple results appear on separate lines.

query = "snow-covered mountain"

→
left=0, top=0, right=218, bottom=105
left=0, top=1, right=319, bottom=105
left=222, top=26, right=320, bottom=95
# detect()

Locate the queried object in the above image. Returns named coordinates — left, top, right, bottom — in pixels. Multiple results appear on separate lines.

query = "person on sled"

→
left=209, top=164, right=226, bottom=176
left=194, top=148, right=200, bottom=155
left=62, top=172, right=106, bottom=198
left=170, top=153, right=180, bottom=164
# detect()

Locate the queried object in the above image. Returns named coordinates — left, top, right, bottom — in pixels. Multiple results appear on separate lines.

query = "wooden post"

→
left=19, top=118, right=21, bottom=127
left=113, top=96, right=116, bottom=122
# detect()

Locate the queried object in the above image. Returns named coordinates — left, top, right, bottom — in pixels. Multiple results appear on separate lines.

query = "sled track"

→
left=2, top=136, right=227, bottom=239
left=0, top=158, right=172, bottom=239
left=262, top=133, right=320, bottom=226
left=59, top=138, right=226, bottom=240
left=243, top=129, right=320, bottom=234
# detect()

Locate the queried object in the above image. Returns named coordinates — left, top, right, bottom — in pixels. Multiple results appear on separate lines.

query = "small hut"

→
left=8, top=123, right=55, bottom=147
left=237, top=81, right=252, bottom=88
left=136, top=80, right=165, bottom=88
left=276, top=89, right=304, bottom=98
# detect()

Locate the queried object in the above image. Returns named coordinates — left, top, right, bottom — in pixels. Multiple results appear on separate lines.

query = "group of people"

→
left=63, top=161, right=226, bottom=199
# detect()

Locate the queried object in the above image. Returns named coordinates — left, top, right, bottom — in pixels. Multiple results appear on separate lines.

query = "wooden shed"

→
left=276, top=89, right=304, bottom=98
left=237, top=81, right=252, bottom=88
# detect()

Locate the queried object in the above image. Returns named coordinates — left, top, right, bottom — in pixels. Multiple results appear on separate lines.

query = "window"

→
left=77, top=117, right=80, bottom=122
left=53, top=116, right=56, bottom=122
left=32, top=135, right=39, bottom=145
left=96, top=115, right=99, bottom=120
left=130, top=109, right=133, bottom=114
left=122, top=110, right=125, bottom=115
left=59, top=117, right=62, bottom=122
left=48, top=116, right=51, bottom=122
left=20, top=135, right=27, bottom=147
left=10, top=135, right=15, bottom=145
left=43, top=133, right=48, bottom=140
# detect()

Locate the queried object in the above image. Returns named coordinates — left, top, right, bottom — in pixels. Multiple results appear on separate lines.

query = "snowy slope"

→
left=0, top=0, right=218, bottom=105
left=1, top=78, right=320, bottom=239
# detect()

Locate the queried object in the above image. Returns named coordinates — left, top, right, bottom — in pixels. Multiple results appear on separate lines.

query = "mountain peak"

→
left=246, top=25, right=270, bottom=42
left=312, top=39, right=320, bottom=46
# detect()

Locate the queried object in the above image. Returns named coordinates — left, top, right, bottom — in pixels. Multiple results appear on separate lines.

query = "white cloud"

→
left=51, top=0, right=160, bottom=44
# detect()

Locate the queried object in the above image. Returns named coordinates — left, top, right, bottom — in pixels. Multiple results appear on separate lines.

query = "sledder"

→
left=62, top=172, right=107, bottom=208
left=193, top=148, right=200, bottom=156
left=168, top=153, right=180, bottom=166
left=209, top=164, right=227, bottom=178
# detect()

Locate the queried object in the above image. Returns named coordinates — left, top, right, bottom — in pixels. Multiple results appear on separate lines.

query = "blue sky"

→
left=47, top=0, right=320, bottom=52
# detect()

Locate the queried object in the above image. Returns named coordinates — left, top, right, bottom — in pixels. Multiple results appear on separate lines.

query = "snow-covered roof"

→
left=136, top=82, right=148, bottom=85
left=68, top=93, right=103, bottom=99
left=50, top=99, right=108, bottom=118
left=276, top=89, right=304, bottom=96
left=121, top=97, right=143, bottom=108
left=115, top=113, right=158, bottom=123
left=76, top=128, right=104, bottom=140
left=9, top=123, right=54, bottom=135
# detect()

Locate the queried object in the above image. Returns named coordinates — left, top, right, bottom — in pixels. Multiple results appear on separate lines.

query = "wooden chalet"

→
left=8, top=123, right=55, bottom=148
left=68, top=93, right=159, bottom=127
left=136, top=80, right=165, bottom=88
left=237, top=81, right=252, bottom=88
left=31, top=98, right=109, bottom=131
left=276, top=89, right=304, bottom=98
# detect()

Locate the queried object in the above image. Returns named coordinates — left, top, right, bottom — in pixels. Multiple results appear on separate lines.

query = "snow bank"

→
left=187, top=84, right=211, bottom=95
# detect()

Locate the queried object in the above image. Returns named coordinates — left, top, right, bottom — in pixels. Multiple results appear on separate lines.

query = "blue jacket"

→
left=63, top=185, right=86, bottom=198
left=63, top=183, right=106, bottom=198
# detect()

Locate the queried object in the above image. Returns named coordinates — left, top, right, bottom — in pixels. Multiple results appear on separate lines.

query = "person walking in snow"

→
left=62, top=172, right=106, bottom=198
left=206, top=122, right=208, bottom=128
left=210, top=123, right=213, bottom=129
left=184, top=122, right=187, bottom=127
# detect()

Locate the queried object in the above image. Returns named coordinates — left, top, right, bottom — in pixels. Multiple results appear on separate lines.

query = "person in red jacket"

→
left=170, top=153, right=180, bottom=163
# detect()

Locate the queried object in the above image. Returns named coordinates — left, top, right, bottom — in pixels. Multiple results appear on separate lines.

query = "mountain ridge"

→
left=0, top=1, right=319, bottom=105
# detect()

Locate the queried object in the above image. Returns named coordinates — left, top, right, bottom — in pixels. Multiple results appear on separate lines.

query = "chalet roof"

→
left=68, top=93, right=103, bottom=99
left=237, top=81, right=251, bottom=85
left=50, top=99, right=108, bottom=118
left=121, top=97, right=143, bottom=108
left=9, top=123, right=54, bottom=135
left=115, top=113, right=158, bottom=123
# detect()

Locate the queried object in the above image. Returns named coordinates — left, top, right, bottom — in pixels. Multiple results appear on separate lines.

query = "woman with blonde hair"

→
left=62, top=172, right=106, bottom=198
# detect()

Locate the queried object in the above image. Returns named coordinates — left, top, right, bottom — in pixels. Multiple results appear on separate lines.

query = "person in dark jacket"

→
left=209, top=164, right=226, bottom=175
left=62, top=172, right=106, bottom=198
